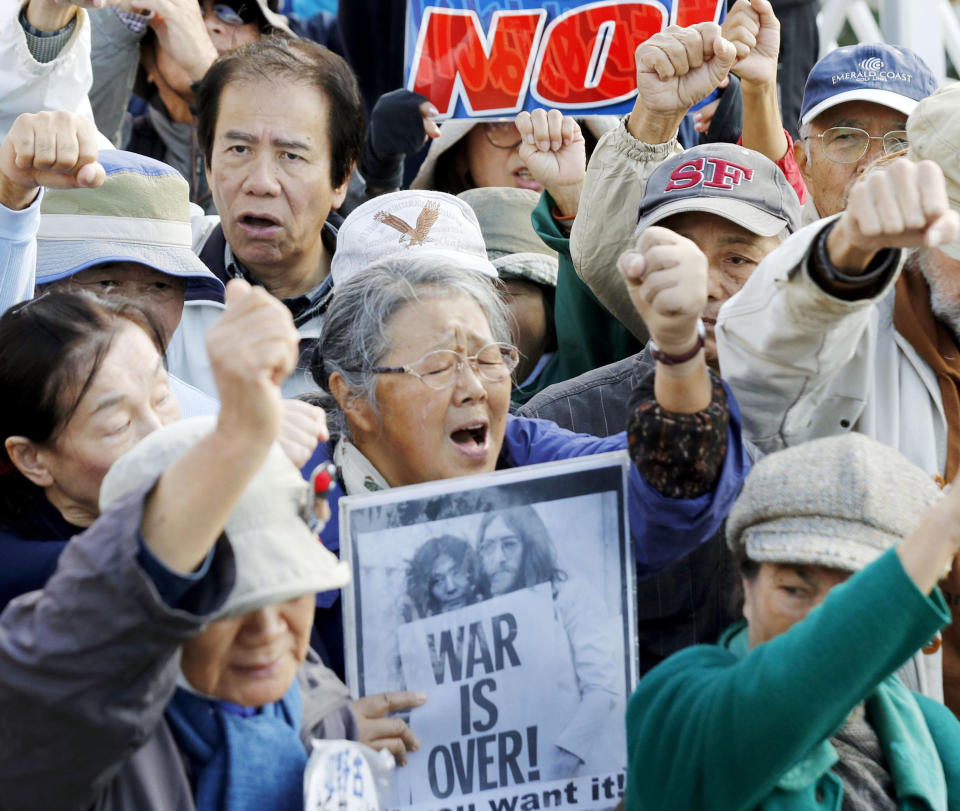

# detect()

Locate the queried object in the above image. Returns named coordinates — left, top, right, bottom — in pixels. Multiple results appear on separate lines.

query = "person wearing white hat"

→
left=0, top=277, right=359, bottom=811
left=625, top=433, right=960, bottom=811
left=716, top=86, right=960, bottom=711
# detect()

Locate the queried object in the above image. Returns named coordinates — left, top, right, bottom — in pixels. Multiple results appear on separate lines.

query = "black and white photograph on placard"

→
left=340, top=452, right=637, bottom=811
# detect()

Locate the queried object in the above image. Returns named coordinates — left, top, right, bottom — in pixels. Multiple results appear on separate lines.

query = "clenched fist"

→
left=722, top=0, right=780, bottom=87
left=635, top=23, right=737, bottom=116
left=207, top=279, right=300, bottom=443
left=0, top=112, right=105, bottom=209
left=515, top=109, right=585, bottom=216
left=618, top=226, right=708, bottom=356
left=827, top=157, right=960, bottom=272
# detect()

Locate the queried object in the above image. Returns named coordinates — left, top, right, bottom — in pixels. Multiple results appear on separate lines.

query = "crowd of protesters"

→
left=2, top=0, right=960, bottom=807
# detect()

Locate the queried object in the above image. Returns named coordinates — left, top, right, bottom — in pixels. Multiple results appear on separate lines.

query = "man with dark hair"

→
left=1, top=27, right=364, bottom=398
left=187, top=34, right=364, bottom=394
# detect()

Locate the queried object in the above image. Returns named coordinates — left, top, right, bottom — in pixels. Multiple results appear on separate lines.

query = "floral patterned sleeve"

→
left=627, top=372, right=729, bottom=499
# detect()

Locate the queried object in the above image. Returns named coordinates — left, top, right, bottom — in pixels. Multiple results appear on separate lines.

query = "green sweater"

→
left=511, top=192, right=644, bottom=405
left=626, top=549, right=960, bottom=811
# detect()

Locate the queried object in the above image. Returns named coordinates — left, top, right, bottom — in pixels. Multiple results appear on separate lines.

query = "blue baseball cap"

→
left=800, top=43, right=938, bottom=127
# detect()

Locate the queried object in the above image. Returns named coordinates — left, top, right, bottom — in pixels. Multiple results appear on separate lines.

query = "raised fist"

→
left=618, top=226, right=708, bottom=356
left=722, top=0, right=780, bottom=86
left=516, top=109, right=586, bottom=193
left=828, top=157, right=960, bottom=272
left=635, top=23, right=738, bottom=116
left=0, top=112, right=105, bottom=206
left=207, top=279, right=300, bottom=442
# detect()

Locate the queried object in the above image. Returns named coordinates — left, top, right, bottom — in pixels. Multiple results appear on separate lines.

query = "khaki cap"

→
left=100, top=416, right=350, bottom=620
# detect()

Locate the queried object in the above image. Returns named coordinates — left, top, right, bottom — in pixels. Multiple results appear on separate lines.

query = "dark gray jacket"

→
left=518, top=349, right=741, bottom=674
left=0, top=482, right=355, bottom=811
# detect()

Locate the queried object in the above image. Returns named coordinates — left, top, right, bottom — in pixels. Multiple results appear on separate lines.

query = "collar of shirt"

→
left=222, top=221, right=337, bottom=327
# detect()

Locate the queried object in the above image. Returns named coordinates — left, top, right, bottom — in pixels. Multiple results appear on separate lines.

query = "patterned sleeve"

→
left=627, top=372, right=729, bottom=499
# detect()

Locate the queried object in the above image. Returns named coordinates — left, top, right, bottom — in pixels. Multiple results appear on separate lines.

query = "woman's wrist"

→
left=654, top=357, right=711, bottom=412
left=546, top=183, right=582, bottom=218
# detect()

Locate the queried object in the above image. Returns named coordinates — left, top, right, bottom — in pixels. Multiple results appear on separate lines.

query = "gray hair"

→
left=313, top=254, right=511, bottom=435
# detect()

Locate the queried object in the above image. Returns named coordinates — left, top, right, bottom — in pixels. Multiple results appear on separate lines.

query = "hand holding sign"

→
left=630, top=23, right=737, bottom=143
left=351, top=691, right=427, bottom=767
left=723, top=0, right=780, bottom=87
left=516, top=110, right=586, bottom=217
left=618, top=226, right=708, bottom=357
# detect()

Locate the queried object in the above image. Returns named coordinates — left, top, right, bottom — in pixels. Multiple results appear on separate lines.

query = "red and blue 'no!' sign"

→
left=405, top=0, right=726, bottom=119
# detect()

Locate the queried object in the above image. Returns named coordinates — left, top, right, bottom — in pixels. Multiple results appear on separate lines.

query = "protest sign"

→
left=405, top=0, right=726, bottom=118
left=340, top=452, right=636, bottom=811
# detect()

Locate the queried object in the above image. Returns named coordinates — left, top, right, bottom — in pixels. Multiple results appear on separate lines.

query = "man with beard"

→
left=475, top=506, right=619, bottom=781
left=716, top=84, right=960, bottom=713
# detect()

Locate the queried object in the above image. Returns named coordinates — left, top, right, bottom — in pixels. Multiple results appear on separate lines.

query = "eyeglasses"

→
left=808, top=127, right=909, bottom=164
left=478, top=535, right=522, bottom=558
left=209, top=3, right=252, bottom=26
left=358, top=342, right=520, bottom=390
left=483, top=122, right=522, bottom=150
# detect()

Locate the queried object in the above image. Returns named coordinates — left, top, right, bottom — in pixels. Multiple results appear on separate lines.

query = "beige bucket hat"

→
left=100, top=416, right=350, bottom=620
left=458, top=186, right=558, bottom=288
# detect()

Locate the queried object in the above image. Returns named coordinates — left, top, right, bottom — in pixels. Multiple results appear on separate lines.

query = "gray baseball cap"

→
left=727, top=433, right=942, bottom=573
left=635, top=143, right=802, bottom=238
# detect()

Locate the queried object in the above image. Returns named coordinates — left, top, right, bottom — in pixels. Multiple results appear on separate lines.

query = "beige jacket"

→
left=715, top=217, right=946, bottom=479
left=570, top=118, right=682, bottom=340
left=716, top=219, right=945, bottom=702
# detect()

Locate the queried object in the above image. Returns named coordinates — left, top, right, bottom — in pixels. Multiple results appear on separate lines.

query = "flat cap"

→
left=727, top=433, right=942, bottom=572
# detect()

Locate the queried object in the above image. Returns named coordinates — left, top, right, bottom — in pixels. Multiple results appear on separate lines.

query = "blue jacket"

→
left=305, top=383, right=750, bottom=678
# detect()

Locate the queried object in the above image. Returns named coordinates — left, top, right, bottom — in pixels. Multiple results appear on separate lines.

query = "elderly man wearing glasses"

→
left=717, top=84, right=960, bottom=712
left=793, top=42, right=938, bottom=220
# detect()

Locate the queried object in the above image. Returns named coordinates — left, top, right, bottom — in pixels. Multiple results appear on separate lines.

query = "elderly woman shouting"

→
left=307, top=225, right=750, bottom=683
left=625, top=433, right=960, bottom=810
left=0, top=278, right=359, bottom=811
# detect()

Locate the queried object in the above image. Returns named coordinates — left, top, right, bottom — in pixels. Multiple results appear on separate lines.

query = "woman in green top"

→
left=626, top=432, right=960, bottom=811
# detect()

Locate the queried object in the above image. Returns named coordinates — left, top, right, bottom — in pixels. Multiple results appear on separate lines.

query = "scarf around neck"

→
left=165, top=680, right=306, bottom=811
left=893, top=268, right=960, bottom=481
left=333, top=437, right=390, bottom=495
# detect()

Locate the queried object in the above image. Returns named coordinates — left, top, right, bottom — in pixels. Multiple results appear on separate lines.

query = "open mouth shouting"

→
left=450, top=421, right=489, bottom=459
left=237, top=212, right=283, bottom=238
